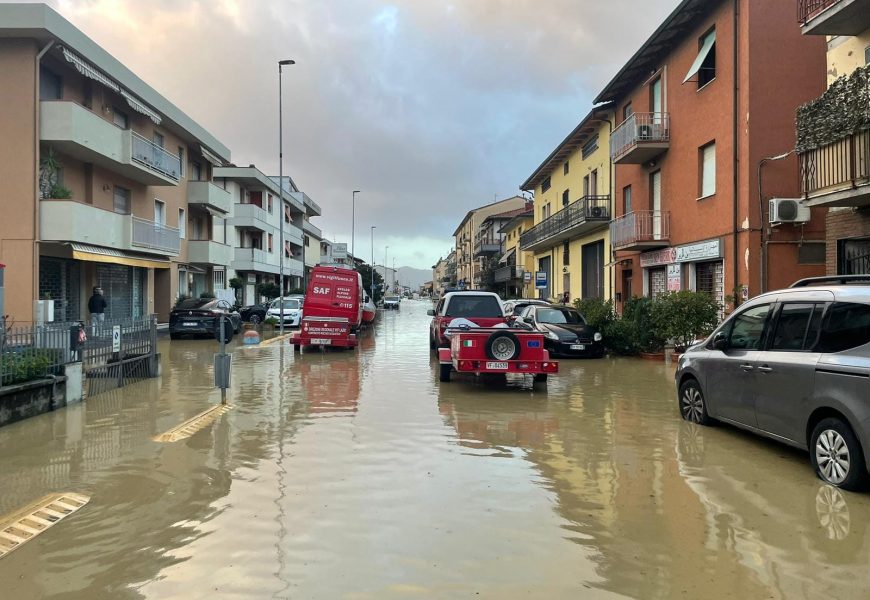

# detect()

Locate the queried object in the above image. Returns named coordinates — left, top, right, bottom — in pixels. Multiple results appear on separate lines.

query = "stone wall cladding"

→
left=825, top=209, right=870, bottom=273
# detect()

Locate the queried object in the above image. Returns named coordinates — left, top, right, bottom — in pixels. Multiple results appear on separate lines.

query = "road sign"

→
left=523, top=271, right=532, bottom=283
left=535, top=271, right=548, bottom=289
left=333, top=243, right=348, bottom=260
left=111, top=325, right=121, bottom=352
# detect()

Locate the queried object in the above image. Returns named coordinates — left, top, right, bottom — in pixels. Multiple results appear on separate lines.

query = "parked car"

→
left=516, top=305, right=604, bottom=358
left=239, top=302, right=270, bottom=324
left=503, top=298, right=551, bottom=318
left=266, top=297, right=303, bottom=327
left=675, top=275, right=870, bottom=490
left=169, top=298, right=241, bottom=340
left=383, top=295, right=401, bottom=310
left=428, top=291, right=506, bottom=348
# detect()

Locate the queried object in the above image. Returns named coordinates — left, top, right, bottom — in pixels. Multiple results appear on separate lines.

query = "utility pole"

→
left=370, top=225, right=376, bottom=299
left=352, top=190, right=360, bottom=264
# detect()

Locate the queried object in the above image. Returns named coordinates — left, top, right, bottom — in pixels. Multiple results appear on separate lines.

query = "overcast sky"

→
left=45, top=0, right=676, bottom=269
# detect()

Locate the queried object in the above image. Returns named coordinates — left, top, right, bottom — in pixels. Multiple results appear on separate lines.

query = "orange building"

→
left=596, top=0, right=828, bottom=311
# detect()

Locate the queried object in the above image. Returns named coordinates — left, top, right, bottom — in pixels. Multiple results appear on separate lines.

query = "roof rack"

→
left=790, top=275, right=870, bottom=288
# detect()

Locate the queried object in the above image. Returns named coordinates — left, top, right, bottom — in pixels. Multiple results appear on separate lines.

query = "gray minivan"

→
left=676, top=276, right=870, bottom=490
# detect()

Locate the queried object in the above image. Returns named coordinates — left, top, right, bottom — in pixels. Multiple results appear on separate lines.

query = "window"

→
left=623, top=102, right=633, bottom=122
left=83, top=81, right=93, bottom=109
left=865, top=46, right=870, bottom=65
left=689, top=29, right=717, bottom=88
left=305, top=235, right=310, bottom=247
left=445, top=295, right=502, bottom=318
left=178, top=147, right=185, bottom=177
left=562, top=189, right=570, bottom=207
left=541, top=176, right=551, bottom=193
left=113, top=186, right=131, bottom=214
left=798, top=242, right=826, bottom=265
left=563, top=161, right=569, bottom=175
left=700, top=142, right=716, bottom=197
left=178, top=208, right=186, bottom=239
left=542, top=203, right=551, bottom=220
left=153, top=132, right=165, bottom=148
left=563, top=241, right=570, bottom=266
left=213, top=269, right=226, bottom=291
left=154, top=199, right=166, bottom=225
left=191, top=161, right=202, bottom=181
left=770, top=303, right=819, bottom=351
left=113, top=108, right=129, bottom=129
left=623, top=185, right=632, bottom=214
left=726, top=304, right=771, bottom=350
left=268, top=194, right=274, bottom=213
left=39, top=66, right=62, bottom=100
left=581, top=134, right=599, bottom=159
left=583, top=175, right=590, bottom=197
left=816, top=303, right=870, bottom=353
left=268, top=233, right=274, bottom=253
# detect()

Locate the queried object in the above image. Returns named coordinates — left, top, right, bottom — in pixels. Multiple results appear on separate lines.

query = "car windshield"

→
left=536, top=308, right=585, bottom=325
left=176, top=299, right=215, bottom=310
left=445, top=295, right=502, bottom=318
left=385, top=295, right=399, bottom=301
left=272, top=299, right=300, bottom=310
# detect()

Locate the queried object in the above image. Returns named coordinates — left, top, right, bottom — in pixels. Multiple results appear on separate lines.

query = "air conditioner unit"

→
left=589, top=205, right=605, bottom=218
left=769, top=198, right=810, bottom=224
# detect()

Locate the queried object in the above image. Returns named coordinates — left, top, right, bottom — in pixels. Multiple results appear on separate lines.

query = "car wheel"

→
left=429, top=330, right=437, bottom=349
left=485, top=331, right=520, bottom=361
left=439, top=363, right=451, bottom=382
left=249, top=314, right=261, bottom=325
left=678, top=378, right=713, bottom=426
left=810, top=418, right=869, bottom=491
left=533, top=373, right=547, bottom=383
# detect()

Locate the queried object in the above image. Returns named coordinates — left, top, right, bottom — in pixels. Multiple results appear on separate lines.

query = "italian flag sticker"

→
left=462, top=340, right=474, bottom=347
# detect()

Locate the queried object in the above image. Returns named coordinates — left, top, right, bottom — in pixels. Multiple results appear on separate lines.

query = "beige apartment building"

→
left=0, top=3, right=231, bottom=323
left=431, top=250, right=456, bottom=297
left=452, top=196, right=526, bottom=288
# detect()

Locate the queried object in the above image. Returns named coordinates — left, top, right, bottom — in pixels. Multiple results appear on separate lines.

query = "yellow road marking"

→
left=258, top=331, right=296, bottom=347
left=152, top=404, right=233, bottom=443
left=0, top=493, right=90, bottom=559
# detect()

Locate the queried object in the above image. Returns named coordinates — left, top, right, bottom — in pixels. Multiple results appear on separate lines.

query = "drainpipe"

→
left=34, top=40, right=54, bottom=305
left=758, top=151, right=794, bottom=293
left=590, top=112, right=615, bottom=302
left=732, top=0, right=740, bottom=300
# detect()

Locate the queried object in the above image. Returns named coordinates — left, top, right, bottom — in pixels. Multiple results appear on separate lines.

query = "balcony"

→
left=187, top=240, right=232, bottom=266
left=610, top=211, right=670, bottom=252
left=283, top=222, right=304, bottom=247
left=473, top=238, right=502, bottom=256
left=798, top=0, right=870, bottom=35
left=132, top=217, right=180, bottom=254
left=610, top=112, right=670, bottom=164
left=231, top=203, right=273, bottom=232
left=520, top=195, right=610, bottom=252
left=41, top=200, right=131, bottom=249
left=233, top=247, right=278, bottom=274
left=303, top=219, right=323, bottom=239
left=188, top=181, right=232, bottom=214
left=494, top=265, right=525, bottom=283
left=40, top=101, right=181, bottom=186
left=799, top=130, right=870, bottom=207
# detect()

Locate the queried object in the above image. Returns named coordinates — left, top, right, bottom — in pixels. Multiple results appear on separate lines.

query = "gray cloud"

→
left=44, top=0, right=676, bottom=268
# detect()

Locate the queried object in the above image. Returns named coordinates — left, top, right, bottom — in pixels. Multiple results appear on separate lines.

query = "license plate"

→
left=570, top=344, right=585, bottom=350
left=183, top=322, right=198, bottom=327
left=485, top=361, right=509, bottom=370
left=311, top=338, right=332, bottom=345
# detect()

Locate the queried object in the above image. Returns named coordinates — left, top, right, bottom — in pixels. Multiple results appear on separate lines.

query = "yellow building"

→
left=495, top=209, right=535, bottom=297
left=519, top=105, right=615, bottom=302
left=452, top=195, right=526, bottom=288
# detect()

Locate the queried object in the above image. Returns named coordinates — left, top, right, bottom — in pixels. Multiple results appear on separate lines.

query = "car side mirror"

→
left=427, top=309, right=435, bottom=316
left=711, top=332, right=728, bottom=351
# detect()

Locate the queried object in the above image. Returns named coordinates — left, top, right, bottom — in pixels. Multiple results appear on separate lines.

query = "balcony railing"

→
left=610, top=210, right=670, bottom=250
left=131, top=217, right=180, bottom=254
left=130, top=132, right=181, bottom=181
left=610, top=112, right=670, bottom=163
left=473, top=238, right=502, bottom=255
left=800, top=129, right=870, bottom=204
left=798, top=0, right=839, bottom=22
left=520, top=195, right=610, bottom=250
left=494, top=265, right=524, bottom=283
left=797, top=0, right=870, bottom=33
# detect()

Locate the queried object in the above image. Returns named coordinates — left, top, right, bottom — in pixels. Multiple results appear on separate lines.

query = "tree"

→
left=256, top=282, right=280, bottom=301
left=356, top=263, right=385, bottom=302
left=478, top=255, right=501, bottom=293
left=229, top=277, right=244, bottom=303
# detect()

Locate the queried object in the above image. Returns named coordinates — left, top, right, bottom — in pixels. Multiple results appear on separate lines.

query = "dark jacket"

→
left=88, top=294, right=107, bottom=314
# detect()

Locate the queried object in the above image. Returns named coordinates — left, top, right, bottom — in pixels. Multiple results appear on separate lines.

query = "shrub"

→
left=199, top=291, right=216, bottom=299
left=0, top=350, right=62, bottom=385
left=650, top=291, right=720, bottom=350
left=573, top=297, right=616, bottom=331
left=624, top=296, right=665, bottom=353
left=228, top=277, right=245, bottom=291
left=263, top=316, right=279, bottom=326
left=288, top=288, right=305, bottom=295
left=48, top=184, right=72, bottom=199
left=257, top=283, right=281, bottom=300
left=604, top=318, right=641, bottom=355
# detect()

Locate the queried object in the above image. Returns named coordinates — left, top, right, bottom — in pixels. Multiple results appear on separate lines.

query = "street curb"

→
left=258, top=332, right=295, bottom=347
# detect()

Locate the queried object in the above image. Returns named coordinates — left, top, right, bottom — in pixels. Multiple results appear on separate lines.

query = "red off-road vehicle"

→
left=428, top=291, right=507, bottom=348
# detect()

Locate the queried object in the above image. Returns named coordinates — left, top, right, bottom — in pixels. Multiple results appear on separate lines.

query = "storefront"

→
left=639, top=238, right=725, bottom=306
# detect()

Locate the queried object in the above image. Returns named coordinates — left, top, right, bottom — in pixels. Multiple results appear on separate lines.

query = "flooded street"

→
left=1, top=300, right=870, bottom=599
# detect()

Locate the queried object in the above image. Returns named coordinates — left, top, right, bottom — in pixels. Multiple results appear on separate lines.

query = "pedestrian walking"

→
left=561, top=291, right=569, bottom=306
left=88, top=286, right=107, bottom=332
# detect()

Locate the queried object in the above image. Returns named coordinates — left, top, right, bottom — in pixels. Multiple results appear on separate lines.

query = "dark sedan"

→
left=517, top=305, right=604, bottom=358
left=239, top=302, right=270, bottom=324
left=169, top=299, right=242, bottom=340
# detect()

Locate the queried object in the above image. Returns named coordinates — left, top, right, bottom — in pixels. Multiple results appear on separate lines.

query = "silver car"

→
left=676, top=276, right=870, bottom=491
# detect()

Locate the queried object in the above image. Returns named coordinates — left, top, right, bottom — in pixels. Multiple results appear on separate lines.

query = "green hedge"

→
left=1, top=349, right=63, bottom=386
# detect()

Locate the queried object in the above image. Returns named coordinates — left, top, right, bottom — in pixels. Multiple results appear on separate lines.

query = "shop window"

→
left=838, top=238, right=870, bottom=274
left=649, top=267, right=667, bottom=298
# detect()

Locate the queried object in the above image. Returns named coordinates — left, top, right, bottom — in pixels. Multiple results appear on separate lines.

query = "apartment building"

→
left=495, top=209, right=534, bottom=298
left=472, top=204, right=533, bottom=288
left=271, top=175, right=323, bottom=283
left=520, top=106, right=614, bottom=302
left=214, top=166, right=313, bottom=305
left=795, top=0, right=870, bottom=274
left=0, top=3, right=232, bottom=323
left=452, top=196, right=527, bottom=288
left=596, top=0, right=828, bottom=311
left=431, top=251, right=456, bottom=297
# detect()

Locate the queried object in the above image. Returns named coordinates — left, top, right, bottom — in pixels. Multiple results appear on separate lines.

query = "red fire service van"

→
left=292, top=265, right=363, bottom=350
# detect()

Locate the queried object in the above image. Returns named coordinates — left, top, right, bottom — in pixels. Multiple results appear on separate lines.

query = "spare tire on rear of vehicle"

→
left=485, top=331, right=520, bottom=361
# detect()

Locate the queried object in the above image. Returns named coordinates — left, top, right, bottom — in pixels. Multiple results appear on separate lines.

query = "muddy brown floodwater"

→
left=2, top=300, right=870, bottom=598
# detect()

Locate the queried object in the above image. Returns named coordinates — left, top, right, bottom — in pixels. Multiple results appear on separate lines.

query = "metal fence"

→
left=610, top=210, right=671, bottom=249
left=0, top=321, right=77, bottom=387
left=82, top=317, right=157, bottom=397
left=132, top=216, right=181, bottom=254
left=797, top=0, right=839, bottom=24
left=520, top=195, right=610, bottom=249
left=130, top=131, right=182, bottom=181
left=800, top=129, right=870, bottom=197
left=610, top=112, right=670, bottom=161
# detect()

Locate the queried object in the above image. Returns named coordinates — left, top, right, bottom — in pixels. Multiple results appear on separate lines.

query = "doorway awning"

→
left=69, top=243, right=171, bottom=269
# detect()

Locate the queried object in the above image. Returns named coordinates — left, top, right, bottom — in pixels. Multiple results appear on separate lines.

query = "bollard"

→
left=243, top=329, right=260, bottom=345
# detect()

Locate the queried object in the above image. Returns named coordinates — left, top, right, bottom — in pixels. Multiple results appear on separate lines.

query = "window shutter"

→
left=702, top=143, right=716, bottom=197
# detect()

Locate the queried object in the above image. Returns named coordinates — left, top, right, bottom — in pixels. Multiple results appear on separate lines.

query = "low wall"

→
left=0, top=376, right=67, bottom=428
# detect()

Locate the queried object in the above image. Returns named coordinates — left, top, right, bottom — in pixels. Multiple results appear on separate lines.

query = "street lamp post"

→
left=278, top=58, right=295, bottom=335
left=384, top=245, right=389, bottom=294
left=370, top=226, right=376, bottom=299
left=352, top=190, right=360, bottom=264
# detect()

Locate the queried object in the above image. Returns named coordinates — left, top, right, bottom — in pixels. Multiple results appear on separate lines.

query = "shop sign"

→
left=667, top=264, right=681, bottom=291
left=675, top=239, right=722, bottom=263
left=333, top=243, right=348, bottom=260
left=640, top=247, right=676, bottom=268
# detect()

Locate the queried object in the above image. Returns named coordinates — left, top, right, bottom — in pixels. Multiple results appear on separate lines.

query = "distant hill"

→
left=396, top=266, right=431, bottom=290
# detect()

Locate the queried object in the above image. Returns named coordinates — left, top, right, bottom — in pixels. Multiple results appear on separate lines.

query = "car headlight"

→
left=594, top=332, right=603, bottom=342
left=546, top=331, right=560, bottom=341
